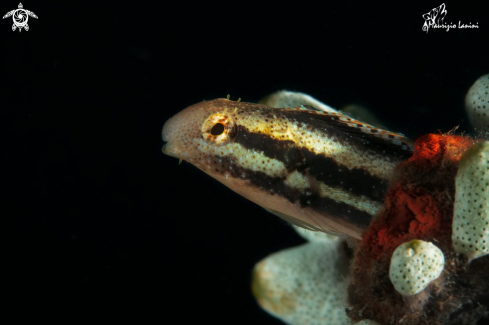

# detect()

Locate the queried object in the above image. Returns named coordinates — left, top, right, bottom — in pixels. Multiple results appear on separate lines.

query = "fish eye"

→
left=201, top=113, right=236, bottom=146
left=210, top=123, right=225, bottom=136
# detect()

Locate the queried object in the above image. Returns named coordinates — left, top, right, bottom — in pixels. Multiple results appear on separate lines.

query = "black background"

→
left=2, top=0, right=488, bottom=323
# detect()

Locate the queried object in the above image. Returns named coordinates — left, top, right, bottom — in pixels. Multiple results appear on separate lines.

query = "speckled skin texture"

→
left=162, top=99, right=413, bottom=178
left=162, top=98, right=414, bottom=239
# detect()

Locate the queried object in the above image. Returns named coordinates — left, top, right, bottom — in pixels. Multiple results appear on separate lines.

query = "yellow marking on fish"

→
left=284, top=171, right=310, bottom=194
left=319, top=182, right=382, bottom=216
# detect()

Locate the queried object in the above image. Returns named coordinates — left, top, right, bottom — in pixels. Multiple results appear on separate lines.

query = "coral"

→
left=251, top=226, right=351, bottom=325
left=465, top=74, right=489, bottom=133
left=453, top=141, right=489, bottom=261
left=389, top=239, right=445, bottom=296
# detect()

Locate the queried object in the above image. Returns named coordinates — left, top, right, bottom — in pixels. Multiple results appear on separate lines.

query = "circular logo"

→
left=13, top=9, right=28, bottom=27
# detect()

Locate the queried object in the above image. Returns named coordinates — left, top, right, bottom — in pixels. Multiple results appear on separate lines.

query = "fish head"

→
left=162, top=98, right=305, bottom=228
left=162, top=98, right=247, bottom=172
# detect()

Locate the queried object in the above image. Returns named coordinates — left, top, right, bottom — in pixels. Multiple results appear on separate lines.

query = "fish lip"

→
left=161, top=141, right=173, bottom=157
left=161, top=138, right=183, bottom=159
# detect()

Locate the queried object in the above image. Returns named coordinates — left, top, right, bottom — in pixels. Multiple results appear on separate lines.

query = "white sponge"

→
left=465, top=74, right=489, bottom=132
left=293, top=225, right=338, bottom=243
left=252, top=234, right=349, bottom=325
left=389, top=240, right=445, bottom=296
left=259, top=90, right=338, bottom=113
left=452, top=141, right=489, bottom=261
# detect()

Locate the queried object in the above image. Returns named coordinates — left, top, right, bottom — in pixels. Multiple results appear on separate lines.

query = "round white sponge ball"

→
left=389, top=240, right=445, bottom=296
left=453, top=141, right=489, bottom=261
left=465, top=74, right=489, bottom=132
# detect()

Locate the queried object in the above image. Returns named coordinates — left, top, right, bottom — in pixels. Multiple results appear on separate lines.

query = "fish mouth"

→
left=161, top=142, right=168, bottom=154
left=161, top=138, right=184, bottom=159
left=161, top=141, right=175, bottom=157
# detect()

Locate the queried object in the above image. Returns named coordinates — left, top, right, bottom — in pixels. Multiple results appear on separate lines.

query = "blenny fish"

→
left=162, top=98, right=415, bottom=239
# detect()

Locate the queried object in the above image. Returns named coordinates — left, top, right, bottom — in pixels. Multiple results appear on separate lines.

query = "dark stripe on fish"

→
left=216, top=155, right=374, bottom=229
left=306, top=192, right=374, bottom=229
left=235, top=125, right=389, bottom=202
left=302, top=149, right=388, bottom=202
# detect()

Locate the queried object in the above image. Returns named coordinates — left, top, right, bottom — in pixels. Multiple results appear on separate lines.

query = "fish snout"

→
left=161, top=114, right=178, bottom=143
left=161, top=115, right=189, bottom=159
left=161, top=103, right=210, bottom=160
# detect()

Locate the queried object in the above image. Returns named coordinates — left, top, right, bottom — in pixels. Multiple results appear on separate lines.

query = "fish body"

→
left=162, top=98, right=414, bottom=239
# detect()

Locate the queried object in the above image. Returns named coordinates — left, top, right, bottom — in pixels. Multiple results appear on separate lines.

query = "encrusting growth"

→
left=389, top=239, right=445, bottom=296
left=465, top=74, right=489, bottom=133
left=251, top=226, right=351, bottom=325
left=453, top=141, right=489, bottom=261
